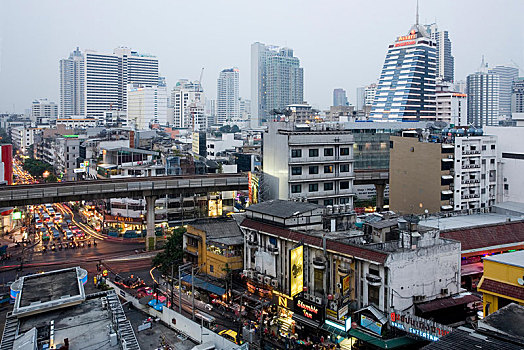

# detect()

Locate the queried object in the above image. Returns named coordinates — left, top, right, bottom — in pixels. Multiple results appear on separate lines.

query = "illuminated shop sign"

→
left=294, top=298, right=324, bottom=323
left=394, top=40, right=416, bottom=47
left=360, top=314, right=383, bottom=335
left=389, top=310, right=452, bottom=341
left=325, top=317, right=352, bottom=332
left=397, top=34, right=416, bottom=41
left=290, top=245, right=304, bottom=297
left=272, top=291, right=293, bottom=310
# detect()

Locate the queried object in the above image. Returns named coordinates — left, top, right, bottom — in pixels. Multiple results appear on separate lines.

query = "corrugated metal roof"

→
left=416, top=293, right=480, bottom=313
left=246, top=200, right=322, bottom=218
left=441, top=221, right=524, bottom=251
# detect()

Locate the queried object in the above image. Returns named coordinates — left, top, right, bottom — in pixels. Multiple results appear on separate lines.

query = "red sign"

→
left=395, top=40, right=416, bottom=47
left=397, top=34, right=416, bottom=41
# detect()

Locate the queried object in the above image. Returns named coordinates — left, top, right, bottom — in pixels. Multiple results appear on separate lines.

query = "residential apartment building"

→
left=171, top=79, right=206, bottom=130
left=126, top=84, right=168, bottom=129
left=511, top=77, right=524, bottom=113
left=263, top=122, right=354, bottom=206
left=390, top=130, right=498, bottom=215
left=216, top=68, right=240, bottom=125
left=466, top=68, right=499, bottom=127
left=56, top=117, right=97, bottom=129
left=435, top=91, right=467, bottom=126
left=251, top=42, right=304, bottom=127
left=287, top=103, right=316, bottom=123
left=488, top=65, right=519, bottom=119
left=370, top=21, right=437, bottom=120
left=31, top=99, right=58, bottom=125
left=11, top=126, right=40, bottom=155
left=425, top=24, right=454, bottom=83
left=60, top=47, right=159, bottom=118
left=205, top=133, right=243, bottom=160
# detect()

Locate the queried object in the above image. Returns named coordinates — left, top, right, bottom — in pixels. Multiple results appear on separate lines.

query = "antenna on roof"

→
left=416, top=0, right=419, bottom=25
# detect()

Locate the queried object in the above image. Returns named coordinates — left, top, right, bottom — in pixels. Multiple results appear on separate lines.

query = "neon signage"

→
left=395, top=41, right=416, bottom=47
left=294, top=298, right=324, bottom=323
left=297, top=300, right=318, bottom=319
left=397, top=34, right=416, bottom=41
left=390, top=311, right=452, bottom=341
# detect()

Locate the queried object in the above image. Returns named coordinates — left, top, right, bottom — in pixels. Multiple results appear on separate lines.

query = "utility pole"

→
left=171, top=264, right=174, bottom=310
left=192, top=266, right=195, bottom=320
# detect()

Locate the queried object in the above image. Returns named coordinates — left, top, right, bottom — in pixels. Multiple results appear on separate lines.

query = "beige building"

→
left=389, top=135, right=452, bottom=215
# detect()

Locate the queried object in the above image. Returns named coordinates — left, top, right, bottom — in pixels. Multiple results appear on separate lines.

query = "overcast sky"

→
left=1, top=0, right=523, bottom=114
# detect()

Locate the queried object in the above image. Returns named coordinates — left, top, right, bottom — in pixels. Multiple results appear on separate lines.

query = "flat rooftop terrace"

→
left=420, top=213, right=524, bottom=231
left=20, top=269, right=79, bottom=307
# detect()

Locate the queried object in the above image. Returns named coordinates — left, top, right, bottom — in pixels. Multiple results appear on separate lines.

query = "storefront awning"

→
left=180, top=275, right=225, bottom=296
left=320, top=323, right=347, bottom=337
left=292, top=313, right=321, bottom=330
left=461, top=262, right=483, bottom=276
left=347, top=328, right=419, bottom=349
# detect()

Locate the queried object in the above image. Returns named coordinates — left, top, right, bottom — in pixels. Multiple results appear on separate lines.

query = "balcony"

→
left=365, top=273, right=382, bottom=286
left=312, top=258, right=326, bottom=270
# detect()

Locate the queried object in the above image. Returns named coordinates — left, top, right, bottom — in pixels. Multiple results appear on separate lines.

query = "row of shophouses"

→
left=184, top=199, right=515, bottom=348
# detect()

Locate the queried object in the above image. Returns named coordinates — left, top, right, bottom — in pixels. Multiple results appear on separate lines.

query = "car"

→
left=64, top=229, right=73, bottom=239
left=218, top=330, right=240, bottom=344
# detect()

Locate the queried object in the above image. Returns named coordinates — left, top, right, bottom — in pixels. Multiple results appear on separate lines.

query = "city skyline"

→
left=0, top=0, right=523, bottom=113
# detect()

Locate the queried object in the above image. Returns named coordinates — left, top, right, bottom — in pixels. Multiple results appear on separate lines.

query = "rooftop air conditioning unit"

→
left=303, top=293, right=310, bottom=300
left=257, top=274, right=264, bottom=283
left=315, top=297, right=322, bottom=305
left=441, top=288, right=449, bottom=295
left=271, top=279, right=278, bottom=288
left=309, top=294, right=316, bottom=302
left=264, top=276, right=271, bottom=285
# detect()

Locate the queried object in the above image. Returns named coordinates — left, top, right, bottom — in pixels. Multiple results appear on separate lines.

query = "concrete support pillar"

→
left=375, top=182, right=386, bottom=211
left=146, top=195, right=158, bottom=251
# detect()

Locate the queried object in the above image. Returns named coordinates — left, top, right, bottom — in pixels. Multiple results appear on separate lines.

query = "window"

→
left=309, top=149, right=319, bottom=157
left=324, top=182, right=334, bottom=191
left=309, top=200, right=318, bottom=204
left=490, top=159, right=495, bottom=164
left=340, top=181, right=350, bottom=190
left=291, top=149, right=302, bottom=158
left=309, top=183, right=318, bottom=192
left=210, top=265, right=214, bottom=272
left=491, top=145, right=495, bottom=150
left=291, top=184, right=302, bottom=193
left=324, top=165, right=333, bottom=173
left=309, top=166, right=319, bottom=174
left=482, top=145, right=486, bottom=151
left=324, top=199, right=333, bottom=206
left=291, top=167, right=302, bottom=175
left=340, top=164, right=350, bottom=172
left=324, top=148, right=334, bottom=156
left=340, top=147, right=350, bottom=156
left=339, top=197, right=351, bottom=204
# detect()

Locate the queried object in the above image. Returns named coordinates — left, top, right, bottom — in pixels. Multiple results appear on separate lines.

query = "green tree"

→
left=152, top=227, right=186, bottom=276
left=22, top=158, right=54, bottom=178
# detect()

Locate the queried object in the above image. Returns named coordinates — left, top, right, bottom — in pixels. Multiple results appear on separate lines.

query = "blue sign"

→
left=360, top=314, right=382, bottom=335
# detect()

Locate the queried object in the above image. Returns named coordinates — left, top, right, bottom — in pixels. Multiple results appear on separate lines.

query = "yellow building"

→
left=478, top=250, right=524, bottom=316
left=183, top=219, right=244, bottom=279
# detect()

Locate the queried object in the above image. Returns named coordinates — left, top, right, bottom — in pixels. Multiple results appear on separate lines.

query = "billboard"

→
left=290, top=245, right=304, bottom=297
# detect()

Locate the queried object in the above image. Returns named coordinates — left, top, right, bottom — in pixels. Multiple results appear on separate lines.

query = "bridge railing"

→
left=0, top=176, right=248, bottom=203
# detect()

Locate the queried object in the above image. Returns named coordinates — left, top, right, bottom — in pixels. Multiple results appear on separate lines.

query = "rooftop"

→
left=189, top=219, right=244, bottom=246
left=421, top=212, right=524, bottom=231
left=483, top=250, right=524, bottom=268
left=246, top=199, right=322, bottom=218
left=421, top=326, right=523, bottom=350
left=478, top=303, right=524, bottom=343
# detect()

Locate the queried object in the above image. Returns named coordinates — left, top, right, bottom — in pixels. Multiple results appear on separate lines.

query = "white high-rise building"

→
left=488, top=65, right=519, bottom=119
left=364, top=83, right=378, bottom=106
left=60, top=47, right=85, bottom=117
left=31, top=99, right=58, bottom=125
left=467, top=64, right=500, bottom=127
left=60, top=47, right=159, bottom=118
left=425, top=24, right=454, bottom=83
left=251, top=42, right=304, bottom=127
left=171, top=80, right=206, bottom=130
left=126, top=84, right=168, bottom=129
left=435, top=91, right=467, bottom=126
left=216, top=67, right=240, bottom=125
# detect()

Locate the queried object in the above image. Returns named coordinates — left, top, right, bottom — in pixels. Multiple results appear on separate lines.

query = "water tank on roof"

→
left=467, top=127, right=476, bottom=136
left=442, top=128, right=449, bottom=135
left=449, top=128, right=457, bottom=135
left=456, top=129, right=465, bottom=136
left=474, top=129, right=483, bottom=136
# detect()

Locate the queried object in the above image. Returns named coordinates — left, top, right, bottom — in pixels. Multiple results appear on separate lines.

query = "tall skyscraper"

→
left=356, top=87, right=365, bottom=110
left=251, top=42, right=303, bottom=127
left=60, top=47, right=85, bottom=118
left=216, top=67, right=240, bottom=125
left=60, top=47, right=159, bottom=118
left=488, top=65, right=519, bottom=119
left=171, top=79, right=206, bottom=130
left=370, top=14, right=437, bottom=120
left=466, top=63, right=499, bottom=127
left=512, top=77, right=524, bottom=113
left=126, top=84, right=168, bottom=129
left=333, top=88, right=348, bottom=106
left=425, top=23, right=454, bottom=82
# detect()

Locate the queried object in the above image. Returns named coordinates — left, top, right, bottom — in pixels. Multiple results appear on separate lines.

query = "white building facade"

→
left=126, top=84, right=168, bottom=129
left=263, top=122, right=355, bottom=206
left=435, top=92, right=467, bottom=126
left=31, top=99, right=58, bottom=126
left=171, top=80, right=206, bottom=130
left=217, top=68, right=240, bottom=125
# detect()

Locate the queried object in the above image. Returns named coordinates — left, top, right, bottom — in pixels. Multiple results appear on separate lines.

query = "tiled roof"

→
left=246, top=200, right=322, bottom=218
left=240, top=218, right=389, bottom=264
left=416, top=293, right=480, bottom=313
left=440, top=220, right=524, bottom=251
left=478, top=278, right=524, bottom=301
left=422, top=327, right=524, bottom=350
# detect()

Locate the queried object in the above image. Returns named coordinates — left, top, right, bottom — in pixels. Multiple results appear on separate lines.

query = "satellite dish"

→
left=518, top=277, right=524, bottom=286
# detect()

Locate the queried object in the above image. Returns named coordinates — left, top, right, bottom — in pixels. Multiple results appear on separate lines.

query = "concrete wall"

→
left=485, top=126, right=524, bottom=203
left=389, top=136, right=442, bottom=214
left=108, top=281, right=238, bottom=350
left=262, top=123, right=290, bottom=200
left=385, top=238, right=461, bottom=313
